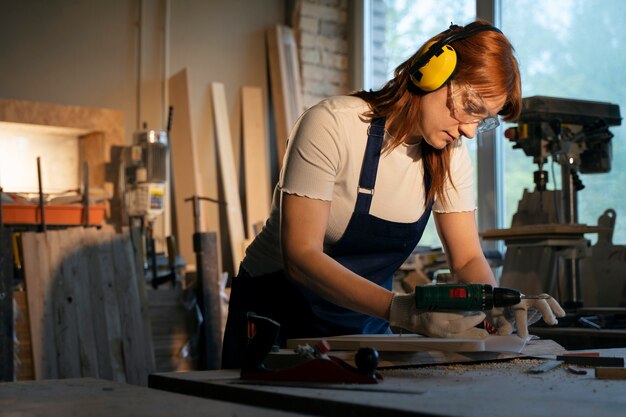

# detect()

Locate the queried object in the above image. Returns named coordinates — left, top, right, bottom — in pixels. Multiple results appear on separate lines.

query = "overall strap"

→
left=355, top=117, right=385, bottom=214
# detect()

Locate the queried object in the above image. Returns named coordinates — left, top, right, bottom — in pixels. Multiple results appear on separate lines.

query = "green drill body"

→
left=413, top=284, right=537, bottom=311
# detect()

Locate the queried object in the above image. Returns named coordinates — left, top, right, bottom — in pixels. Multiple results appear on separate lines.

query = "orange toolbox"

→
left=2, top=204, right=105, bottom=226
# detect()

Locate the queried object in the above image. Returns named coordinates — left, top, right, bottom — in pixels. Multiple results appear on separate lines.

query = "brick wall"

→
left=292, top=0, right=388, bottom=109
left=292, top=0, right=350, bottom=109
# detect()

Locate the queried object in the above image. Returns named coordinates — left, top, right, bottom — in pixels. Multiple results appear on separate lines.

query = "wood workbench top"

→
left=149, top=347, right=626, bottom=417
left=0, top=377, right=309, bottom=417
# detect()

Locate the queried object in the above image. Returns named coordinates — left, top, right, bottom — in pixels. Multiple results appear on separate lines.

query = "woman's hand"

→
left=389, top=293, right=489, bottom=338
left=486, top=295, right=566, bottom=340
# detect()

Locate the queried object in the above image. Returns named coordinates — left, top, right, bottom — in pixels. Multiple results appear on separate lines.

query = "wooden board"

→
left=20, top=227, right=154, bottom=384
left=21, top=231, right=58, bottom=379
left=211, top=82, right=246, bottom=272
left=266, top=25, right=304, bottom=167
left=13, top=291, right=35, bottom=380
left=271, top=339, right=565, bottom=369
left=287, top=334, right=486, bottom=352
left=110, top=232, right=154, bottom=385
left=168, top=68, right=202, bottom=268
left=82, top=227, right=124, bottom=382
left=241, top=86, right=271, bottom=240
left=1, top=378, right=303, bottom=417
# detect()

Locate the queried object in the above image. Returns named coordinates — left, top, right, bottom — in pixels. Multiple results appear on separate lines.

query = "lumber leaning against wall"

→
left=266, top=25, right=304, bottom=168
left=241, top=86, right=271, bottom=241
left=210, top=82, right=246, bottom=273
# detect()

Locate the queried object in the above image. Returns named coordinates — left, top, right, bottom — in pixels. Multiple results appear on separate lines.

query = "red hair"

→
left=352, top=20, right=522, bottom=208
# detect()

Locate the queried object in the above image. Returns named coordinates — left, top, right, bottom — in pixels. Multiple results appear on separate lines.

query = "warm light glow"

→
left=0, top=122, right=84, bottom=193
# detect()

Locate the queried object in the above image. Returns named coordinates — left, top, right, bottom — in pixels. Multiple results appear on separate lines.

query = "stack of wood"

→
left=20, top=226, right=155, bottom=385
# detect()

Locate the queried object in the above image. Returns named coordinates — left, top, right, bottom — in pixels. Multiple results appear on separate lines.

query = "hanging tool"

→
left=241, top=312, right=382, bottom=384
left=413, top=283, right=550, bottom=311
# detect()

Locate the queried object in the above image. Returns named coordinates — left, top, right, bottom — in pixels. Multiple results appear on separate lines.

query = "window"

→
left=363, top=0, right=476, bottom=248
left=501, top=0, right=626, bottom=243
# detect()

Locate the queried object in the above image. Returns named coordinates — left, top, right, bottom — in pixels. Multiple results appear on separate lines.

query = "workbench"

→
left=0, top=377, right=308, bottom=417
left=149, top=346, right=626, bottom=417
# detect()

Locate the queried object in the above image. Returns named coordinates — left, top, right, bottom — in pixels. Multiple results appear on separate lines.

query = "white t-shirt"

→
left=242, top=96, right=476, bottom=276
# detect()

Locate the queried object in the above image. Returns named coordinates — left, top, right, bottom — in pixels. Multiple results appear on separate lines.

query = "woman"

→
left=222, top=20, right=564, bottom=369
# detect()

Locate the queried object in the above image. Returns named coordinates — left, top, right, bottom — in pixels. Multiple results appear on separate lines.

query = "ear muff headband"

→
left=410, top=24, right=503, bottom=92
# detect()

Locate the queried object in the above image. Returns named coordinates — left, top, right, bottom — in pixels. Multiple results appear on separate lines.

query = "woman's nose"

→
left=459, top=122, right=478, bottom=139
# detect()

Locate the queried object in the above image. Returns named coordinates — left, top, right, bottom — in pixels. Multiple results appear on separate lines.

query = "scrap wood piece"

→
left=241, top=86, right=271, bottom=241
left=287, top=334, right=486, bottom=353
left=267, top=25, right=304, bottom=167
left=211, top=82, right=246, bottom=273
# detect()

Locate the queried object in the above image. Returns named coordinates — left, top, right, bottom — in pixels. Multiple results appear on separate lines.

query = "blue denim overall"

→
left=221, top=117, right=433, bottom=368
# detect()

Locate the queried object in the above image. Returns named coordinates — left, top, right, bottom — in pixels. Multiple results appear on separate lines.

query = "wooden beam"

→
left=168, top=69, right=202, bottom=268
left=242, top=86, right=271, bottom=240
left=211, top=82, right=246, bottom=273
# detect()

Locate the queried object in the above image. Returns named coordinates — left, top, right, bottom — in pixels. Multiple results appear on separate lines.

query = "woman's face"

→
left=409, top=82, right=507, bottom=148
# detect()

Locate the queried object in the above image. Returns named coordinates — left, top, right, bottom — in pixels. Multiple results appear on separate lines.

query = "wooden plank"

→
left=211, top=82, right=246, bottom=272
left=287, top=334, right=486, bottom=352
left=110, top=232, right=154, bottom=385
left=168, top=68, right=202, bottom=268
left=242, top=86, right=271, bottom=240
left=82, top=227, right=115, bottom=381
left=64, top=228, right=99, bottom=378
left=21, top=231, right=58, bottom=379
left=88, top=227, right=126, bottom=382
left=267, top=25, right=304, bottom=167
left=13, top=290, right=35, bottom=380
left=48, top=230, right=81, bottom=378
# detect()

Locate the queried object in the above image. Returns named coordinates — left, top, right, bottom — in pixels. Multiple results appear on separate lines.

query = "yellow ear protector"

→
left=410, top=24, right=503, bottom=92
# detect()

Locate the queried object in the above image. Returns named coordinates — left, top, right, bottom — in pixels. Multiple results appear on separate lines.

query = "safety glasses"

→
left=448, top=81, right=500, bottom=133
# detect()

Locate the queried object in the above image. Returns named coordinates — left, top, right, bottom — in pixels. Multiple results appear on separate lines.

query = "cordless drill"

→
left=413, top=283, right=548, bottom=311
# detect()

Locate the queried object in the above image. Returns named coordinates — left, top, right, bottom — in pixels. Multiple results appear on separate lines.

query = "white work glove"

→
left=486, top=294, right=566, bottom=340
left=389, top=293, right=489, bottom=339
